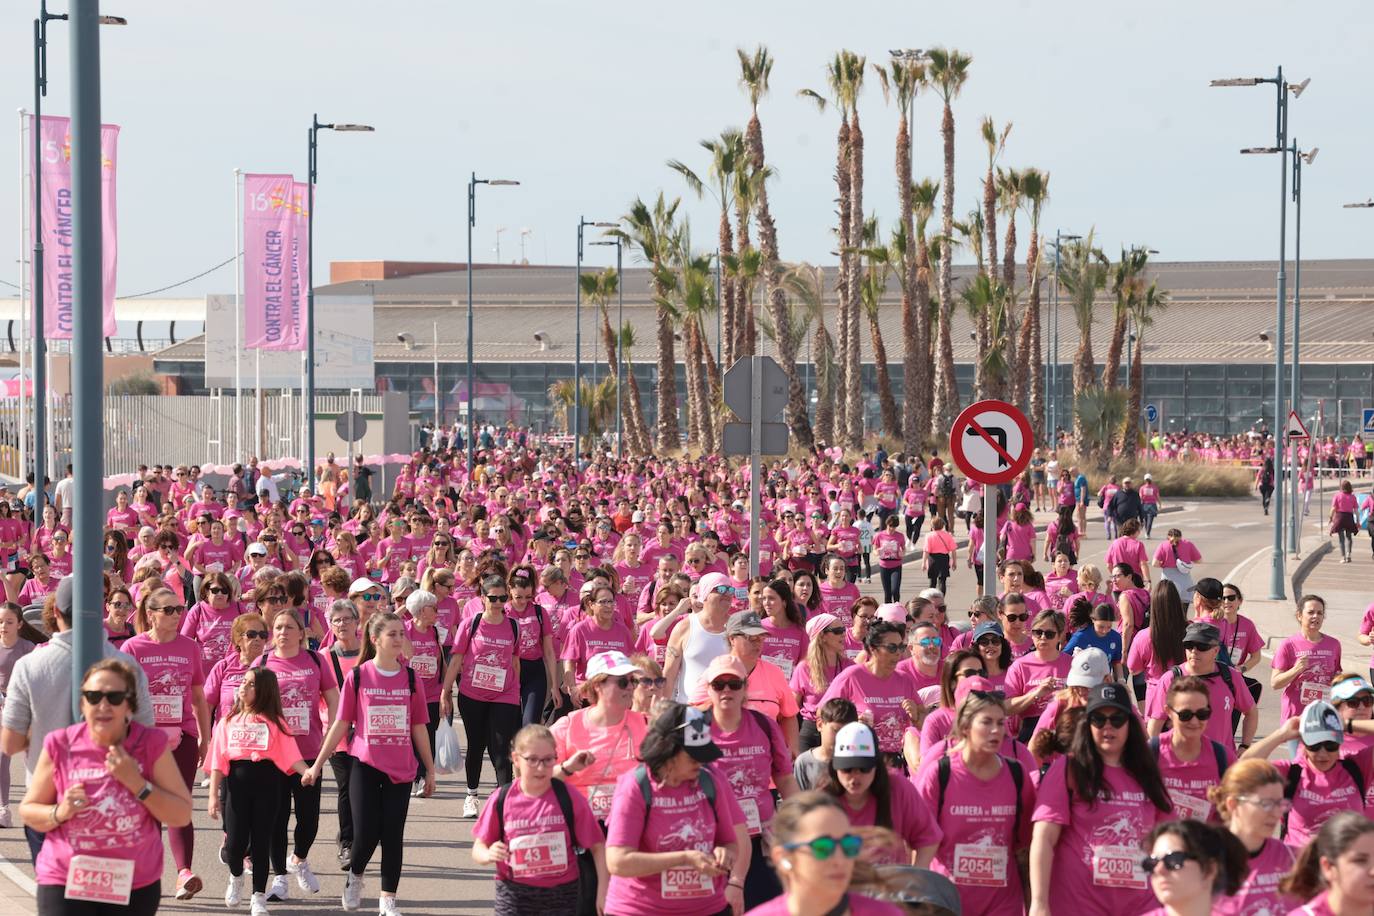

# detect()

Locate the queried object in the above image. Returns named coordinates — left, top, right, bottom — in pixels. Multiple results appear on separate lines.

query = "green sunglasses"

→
left=781, top=833, right=863, bottom=861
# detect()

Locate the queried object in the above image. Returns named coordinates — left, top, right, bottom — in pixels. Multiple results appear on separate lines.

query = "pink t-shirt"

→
left=560, top=618, right=636, bottom=682
left=759, top=618, right=808, bottom=680
left=403, top=621, right=444, bottom=703
left=1043, top=573, right=1078, bottom=610
left=260, top=649, right=339, bottom=760
left=1004, top=653, right=1073, bottom=722
left=550, top=709, right=649, bottom=820
left=1212, top=837, right=1296, bottom=916
left=1272, top=754, right=1372, bottom=849
left=1272, top=633, right=1342, bottom=720
left=507, top=600, right=553, bottom=662
left=790, top=656, right=851, bottom=722
left=912, top=753, right=1034, bottom=913
left=744, top=894, right=903, bottom=915
left=1031, top=757, right=1169, bottom=915
left=819, top=665, right=920, bottom=754
left=711, top=712, right=792, bottom=836
left=818, top=582, right=860, bottom=626
left=204, top=654, right=253, bottom=720
left=1151, top=539, right=1201, bottom=569
left=1105, top=537, right=1149, bottom=577
left=471, top=780, right=605, bottom=887
left=1000, top=520, right=1037, bottom=561
left=193, top=540, right=237, bottom=574
left=338, top=661, right=430, bottom=784
left=453, top=616, right=521, bottom=706
left=873, top=530, right=906, bottom=569
left=122, top=632, right=205, bottom=736
left=602, top=763, right=745, bottom=916
left=1145, top=665, right=1254, bottom=750
left=1153, top=735, right=1235, bottom=822
left=839, top=770, right=942, bottom=863
left=1286, top=889, right=1340, bottom=916
left=35, top=722, right=170, bottom=891
left=179, top=601, right=241, bottom=669
left=830, top=525, right=861, bottom=559
left=205, top=712, right=304, bottom=774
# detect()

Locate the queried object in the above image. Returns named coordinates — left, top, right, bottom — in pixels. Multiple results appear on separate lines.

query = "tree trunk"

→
left=1102, top=309, right=1127, bottom=391
left=933, top=103, right=959, bottom=432
left=655, top=299, right=680, bottom=451
left=869, top=311, right=900, bottom=441
left=844, top=109, right=866, bottom=449
left=600, top=306, right=629, bottom=454
left=832, top=117, right=852, bottom=448
left=915, top=241, right=934, bottom=442
left=1122, top=334, right=1144, bottom=461
left=719, top=210, right=737, bottom=372
left=683, top=319, right=701, bottom=449
left=813, top=324, right=835, bottom=446
left=734, top=201, right=752, bottom=362
left=690, top=320, right=716, bottom=454
left=624, top=355, right=651, bottom=455
left=1026, top=228, right=1044, bottom=437
left=1072, top=339, right=1095, bottom=455
left=898, top=117, right=918, bottom=456
left=1007, top=215, right=1029, bottom=411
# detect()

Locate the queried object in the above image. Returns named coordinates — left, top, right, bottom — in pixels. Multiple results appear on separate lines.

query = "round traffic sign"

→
left=1145, top=403, right=1159, bottom=424
left=948, top=399, right=1034, bottom=486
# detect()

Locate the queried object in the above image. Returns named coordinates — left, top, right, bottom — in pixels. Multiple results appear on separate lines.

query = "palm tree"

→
left=926, top=46, right=972, bottom=432
left=579, top=267, right=628, bottom=450
left=548, top=377, right=618, bottom=441
left=1058, top=230, right=1110, bottom=452
left=911, top=178, right=939, bottom=440
left=961, top=272, right=1012, bottom=396
left=981, top=119, right=1011, bottom=282
left=723, top=245, right=763, bottom=365
left=1074, top=384, right=1127, bottom=472
left=997, top=167, right=1024, bottom=406
left=668, top=129, right=743, bottom=370
left=1104, top=246, right=1151, bottom=392
left=857, top=217, right=900, bottom=439
left=1016, top=168, right=1050, bottom=429
left=615, top=193, right=683, bottom=451
left=1121, top=281, right=1168, bottom=460
left=783, top=263, right=836, bottom=445
left=873, top=57, right=925, bottom=455
left=671, top=235, right=719, bottom=454
left=618, top=321, right=651, bottom=454
left=841, top=52, right=867, bottom=447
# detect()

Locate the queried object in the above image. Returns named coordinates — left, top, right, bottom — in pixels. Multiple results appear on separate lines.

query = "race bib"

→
left=739, top=796, right=762, bottom=835
left=206, top=562, right=225, bottom=573
left=790, top=543, right=807, bottom=557
left=661, top=865, right=714, bottom=899
left=1300, top=681, right=1331, bottom=705
left=762, top=655, right=794, bottom=679
left=1172, top=791, right=1211, bottom=822
left=284, top=705, right=310, bottom=736
left=952, top=843, right=1008, bottom=886
left=472, top=663, right=507, bottom=692
left=66, top=854, right=134, bottom=905
left=510, top=830, right=568, bottom=879
left=1092, top=844, right=1148, bottom=889
left=589, top=784, right=615, bottom=820
left=366, top=704, right=409, bottom=737
left=879, top=543, right=901, bottom=560
left=151, top=693, right=183, bottom=725
left=411, top=654, right=438, bottom=680
left=840, top=538, right=857, bottom=554
left=227, top=720, right=270, bottom=752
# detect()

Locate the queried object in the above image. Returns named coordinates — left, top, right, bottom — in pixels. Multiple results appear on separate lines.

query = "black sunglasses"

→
left=1002, top=612, right=1029, bottom=623
left=243, top=629, right=270, bottom=640
left=709, top=677, right=746, bottom=692
left=486, top=593, right=509, bottom=602
left=1141, top=851, right=1196, bottom=873
left=822, top=625, right=846, bottom=636
left=1306, top=741, right=1341, bottom=754
left=633, top=676, right=667, bottom=688
left=207, top=587, right=229, bottom=596
left=1088, top=711, right=1129, bottom=729
left=81, top=689, right=129, bottom=706
left=1031, top=629, right=1060, bottom=639
left=1170, top=707, right=1212, bottom=722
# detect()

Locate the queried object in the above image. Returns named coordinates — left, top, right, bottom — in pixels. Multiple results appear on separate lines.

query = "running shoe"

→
left=0, top=805, right=10, bottom=828
left=266, top=873, right=289, bottom=902
left=378, top=895, right=403, bottom=916
left=249, top=891, right=270, bottom=916
left=287, top=856, right=320, bottom=894
left=225, top=873, right=243, bottom=908
left=342, top=873, right=364, bottom=912
left=175, top=869, right=203, bottom=900
left=338, top=844, right=352, bottom=870
left=462, top=793, right=480, bottom=818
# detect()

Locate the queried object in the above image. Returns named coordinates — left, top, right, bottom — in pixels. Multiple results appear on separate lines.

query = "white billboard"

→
left=204, top=292, right=375, bottom=389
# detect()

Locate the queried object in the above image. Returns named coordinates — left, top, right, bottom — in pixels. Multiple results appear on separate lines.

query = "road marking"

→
left=1223, top=545, right=1273, bottom=589
left=0, top=850, right=36, bottom=897
left=1232, top=522, right=1263, bottom=529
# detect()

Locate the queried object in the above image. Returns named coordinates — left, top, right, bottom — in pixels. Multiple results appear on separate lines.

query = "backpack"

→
left=467, top=612, right=520, bottom=648
left=1054, top=530, right=1077, bottom=566
left=634, top=763, right=716, bottom=826
left=1281, top=759, right=1366, bottom=840
left=256, top=648, right=323, bottom=674
left=939, top=475, right=957, bottom=499
left=346, top=661, right=417, bottom=711
left=1169, top=663, right=1236, bottom=697
left=937, top=753, right=1024, bottom=829
left=494, top=777, right=583, bottom=852
left=1148, top=735, right=1229, bottom=783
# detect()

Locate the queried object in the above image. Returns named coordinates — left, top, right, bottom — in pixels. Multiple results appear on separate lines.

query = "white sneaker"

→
left=0, top=805, right=10, bottom=828
left=225, top=873, right=243, bottom=907
left=342, top=873, right=363, bottom=912
left=249, top=892, right=270, bottom=916
left=266, top=874, right=289, bottom=902
left=462, top=793, right=480, bottom=818
left=378, top=895, right=403, bottom=916
left=287, top=856, right=320, bottom=894
left=199, top=776, right=212, bottom=788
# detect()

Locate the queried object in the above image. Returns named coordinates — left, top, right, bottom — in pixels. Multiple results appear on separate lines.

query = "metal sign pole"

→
left=749, top=354, right=762, bottom=579
left=982, top=484, right=996, bottom=598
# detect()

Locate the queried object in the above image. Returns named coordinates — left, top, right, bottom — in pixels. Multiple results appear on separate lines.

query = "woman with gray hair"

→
left=403, top=589, right=443, bottom=798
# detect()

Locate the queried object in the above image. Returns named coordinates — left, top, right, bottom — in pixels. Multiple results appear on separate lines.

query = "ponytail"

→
left=1281, top=810, right=1374, bottom=901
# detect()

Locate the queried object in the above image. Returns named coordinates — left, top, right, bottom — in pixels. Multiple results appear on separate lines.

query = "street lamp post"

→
left=1049, top=231, right=1080, bottom=444
left=575, top=218, right=618, bottom=458
left=1213, top=68, right=1307, bottom=600
left=1288, top=143, right=1316, bottom=553
left=467, top=174, right=519, bottom=475
left=591, top=238, right=624, bottom=458
left=306, top=115, right=373, bottom=476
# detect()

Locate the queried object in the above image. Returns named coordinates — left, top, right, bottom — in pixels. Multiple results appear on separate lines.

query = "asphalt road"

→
left=0, top=495, right=1333, bottom=915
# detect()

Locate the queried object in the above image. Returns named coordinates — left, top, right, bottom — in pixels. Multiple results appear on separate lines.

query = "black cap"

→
left=1183, top=621, right=1221, bottom=648
left=1194, top=578, right=1224, bottom=601
left=1085, top=682, right=1134, bottom=717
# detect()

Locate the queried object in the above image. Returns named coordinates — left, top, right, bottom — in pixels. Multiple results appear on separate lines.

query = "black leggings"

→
left=927, top=553, right=950, bottom=593
left=457, top=692, right=520, bottom=790
left=37, top=881, right=161, bottom=916
left=329, top=751, right=356, bottom=850
left=519, top=662, right=548, bottom=727
left=227, top=759, right=285, bottom=893
left=743, top=834, right=782, bottom=909
left=414, top=702, right=440, bottom=785
left=349, top=759, right=413, bottom=895
left=271, top=755, right=320, bottom=873
left=880, top=566, right=902, bottom=603
left=905, top=513, right=926, bottom=542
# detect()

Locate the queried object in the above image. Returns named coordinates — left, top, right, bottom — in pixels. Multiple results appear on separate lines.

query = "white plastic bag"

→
left=434, top=719, right=461, bottom=775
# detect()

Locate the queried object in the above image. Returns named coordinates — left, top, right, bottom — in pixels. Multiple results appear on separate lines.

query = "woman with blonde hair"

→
left=793, top=613, right=852, bottom=752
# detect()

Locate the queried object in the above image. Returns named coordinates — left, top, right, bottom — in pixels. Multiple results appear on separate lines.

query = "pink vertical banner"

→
left=242, top=173, right=295, bottom=349
left=286, top=181, right=311, bottom=352
left=32, top=115, right=119, bottom=338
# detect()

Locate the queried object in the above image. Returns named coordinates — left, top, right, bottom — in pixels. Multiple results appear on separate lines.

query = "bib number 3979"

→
left=66, top=854, right=134, bottom=905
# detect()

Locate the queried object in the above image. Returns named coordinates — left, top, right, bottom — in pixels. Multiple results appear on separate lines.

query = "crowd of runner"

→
left=0, top=435, right=1373, bottom=915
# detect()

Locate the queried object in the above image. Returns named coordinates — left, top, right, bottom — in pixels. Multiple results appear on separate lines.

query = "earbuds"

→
left=780, top=860, right=792, bottom=871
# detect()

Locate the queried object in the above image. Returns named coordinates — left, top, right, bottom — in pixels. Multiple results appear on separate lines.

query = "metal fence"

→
left=0, top=394, right=385, bottom=478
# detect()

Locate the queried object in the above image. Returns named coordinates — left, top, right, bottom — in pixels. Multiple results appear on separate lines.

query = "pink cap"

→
left=876, top=603, right=908, bottom=625
left=696, top=572, right=733, bottom=602
left=954, top=675, right=996, bottom=704
left=805, top=613, right=841, bottom=639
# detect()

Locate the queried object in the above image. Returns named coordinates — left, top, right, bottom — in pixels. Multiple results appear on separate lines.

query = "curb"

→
left=1290, top=539, right=1332, bottom=600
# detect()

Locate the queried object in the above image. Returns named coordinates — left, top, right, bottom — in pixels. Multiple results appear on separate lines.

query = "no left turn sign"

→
left=949, top=399, right=1035, bottom=485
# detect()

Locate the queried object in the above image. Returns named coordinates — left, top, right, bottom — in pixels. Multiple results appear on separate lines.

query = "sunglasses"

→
left=1002, top=613, right=1029, bottom=623
left=107, top=601, right=132, bottom=611
left=1141, top=851, right=1196, bottom=874
left=1088, top=711, right=1129, bottom=729
left=207, top=587, right=229, bottom=596
left=1031, top=629, right=1060, bottom=640
left=1306, top=741, right=1341, bottom=754
left=954, top=668, right=985, bottom=681
left=81, top=689, right=129, bottom=707
left=633, top=676, right=667, bottom=688
left=486, top=594, right=510, bottom=602
left=1170, top=707, right=1212, bottom=722
left=1342, top=695, right=1374, bottom=709
left=1183, top=643, right=1217, bottom=653
left=1221, top=594, right=1240, bottom=602
left=709, top=677, right=747, bottom=692
left=782, top=833, right=864, bottom=861
left=975, top=636, right=1004, bottom=648
left=261, top=594, right=287, bottom=604
left=916, top=637, right=941, bottom=649
left=872, top=641, right=905, bottom=654
left=153, top=604, right=185, bottom=615
left=822, top=625, right=846, bottom=636
left=243, top=629, right=271, bottom=640
left=602, top=675, right=634, bottom=689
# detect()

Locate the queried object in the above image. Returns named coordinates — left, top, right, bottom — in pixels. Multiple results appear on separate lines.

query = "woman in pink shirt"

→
left=792, top=613, right=852, bottom=752
left=309, top=613, right=435, bottom=915
left=1207, top=759, right=1297, bottom=916
left=826, top=509, right=863, bottom=582
left=1330, top=479, right=1361, bottom=563
left=1274, top=810, right=1374, bottom=916
left=818, top=557, right=861, bottom=628
left=922, top=518, right=958, bottom=594
left=1105, top=519, right=1151, bottom=585
left=1000, top=502, right=1037, bottom=562
left=872, top=515, right=907, bottom=604
left=1006, top=609, right=1072, bottom=743
left=550, top=650, right=649, bottom=824
left=1271, top=596, right=1342, bottom=722
left=180, top=572, right=242, bottom=670
left=20, top=658, right=192, bottom=916
left=1029, top=683, right=1172, bottom=916
left=1137, top=820, right=1249, bottom=916
left=821, top=722, right=940, bottom=865
left=758, top=579, right=808, bottom=681
left=822, top=621, right=923, bottom=759
left=205, top=666, right=310, bottom=910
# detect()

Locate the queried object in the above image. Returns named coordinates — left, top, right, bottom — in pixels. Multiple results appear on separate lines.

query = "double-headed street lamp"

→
left=1211, top=67, right=1308, bottom=600
left=1047, top=231, right=1081, bottom=443
left=305, top=116, right=373, bottom=474
left=590, top=237, right=624, bottom=458
left=575, top=218, right=618, bottom=457
left=467, top=174, right=519, bottom=474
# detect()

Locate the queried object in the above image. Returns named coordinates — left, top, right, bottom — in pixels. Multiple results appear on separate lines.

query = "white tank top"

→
left=676, top=613, right=729, bottom=703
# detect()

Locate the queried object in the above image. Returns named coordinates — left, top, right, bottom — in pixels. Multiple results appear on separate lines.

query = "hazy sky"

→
left=1, top=0, right=1370, bottom=299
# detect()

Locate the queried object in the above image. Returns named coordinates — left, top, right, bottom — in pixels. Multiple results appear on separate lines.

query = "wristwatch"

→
left=136, top=782, right=153, bottom=801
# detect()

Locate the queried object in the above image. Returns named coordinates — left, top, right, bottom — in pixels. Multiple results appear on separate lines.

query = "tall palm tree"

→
left=1074, top=384, right=1127, bottom=472
left=1121, top=281, right=1168, bottom=460
left=1018, top=168, right=1050, bottom=433
left=981, top=119, right=1011, bottom=282
left=615, top=193, right=683, bottom=451
left=1058, top=230, right=1110, bottom=452
left=783, top=263, right=836, bottom=445
left=668, top=129, right=743, bottom=370
left=926, top=46, right=972, bottom=432
left=961, top=272, right=1012, bottom=396
left=998, top=167, right=1024, bottom=406
left=911, top=178, right=939, bottom=440
left=672, top=236, right=719, bottom=454
left=618, top=321, right=651, bottom=454
left=723, top=245, right=763, bottom=366
left=857, top=217, right=900, bottom=439
left=1104, top=246, right=1150, bottom=392
left=873, top=57, right=925, bottom=454
left=579, top=267, right=629, bottom=450
left=841, top=52, right=867, bottom=447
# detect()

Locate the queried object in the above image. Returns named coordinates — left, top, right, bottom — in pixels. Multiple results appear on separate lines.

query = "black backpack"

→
left=1281, top=759, right=1366, bottom=840
left=1054, top=530, right=1077, bottom=566
left=1148, top=735, right=1229, bottom=783
left=1168, top=663, right=1237, bottom=697
left=937, top=753, right=1025, bottom=828
left=634, top=763, right=716, bottom=824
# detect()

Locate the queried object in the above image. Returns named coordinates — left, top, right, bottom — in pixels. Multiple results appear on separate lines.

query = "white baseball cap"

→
left=586, top=650, right=641, bottom=680
left=832, top=722, right=878, bottom=769
left=1066, top=647, right=1110, bottom=687
left=348, top=577, right=382, bottom=596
